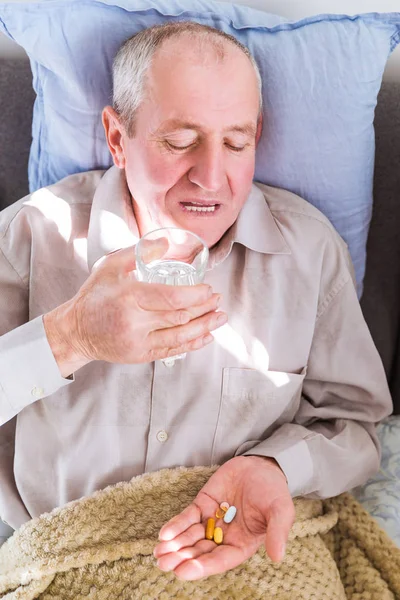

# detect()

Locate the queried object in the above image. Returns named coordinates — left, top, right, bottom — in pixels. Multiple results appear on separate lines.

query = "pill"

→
left=215, top=507, right=226, bottom=519
left=223, top=505, right=237, bottom=523
left=213, top=527, right=223, bottom=544
left=220, top=502, right=230, bottom=511
left=205, top=518, right=215, bottom=540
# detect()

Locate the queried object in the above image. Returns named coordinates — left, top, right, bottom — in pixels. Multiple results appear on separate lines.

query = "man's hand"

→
left=153, top=455, right=295, bottom=581
left=44, top=245, right=226, bottom=376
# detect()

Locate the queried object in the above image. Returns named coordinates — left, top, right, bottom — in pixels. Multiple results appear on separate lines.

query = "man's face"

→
left=105, top=38, right=261, bottom=248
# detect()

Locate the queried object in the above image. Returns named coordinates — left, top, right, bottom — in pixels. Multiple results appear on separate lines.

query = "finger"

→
left=93, top=245, right=137, bottom=274
left=264, top=498, right=295, bottom=562
left=149, top=310, right=228, bottom=351
left=94, top=240, right=169, bottom=275
left=136, top=281, right=213, bottom=311
left=149, top=293, right=221, bottom=330
left=137, top=237, right=169, bottom=263
left=154, top=522, right=206, bottom=558
left=138, top=237, right=169, bottom=261
left=158, top=503, right=201, bottom=542
left=147, top=332, right=215, bottom=362
left=156, top=539, right=214, bottom=573
left=174, top=543, right=248, bottom=581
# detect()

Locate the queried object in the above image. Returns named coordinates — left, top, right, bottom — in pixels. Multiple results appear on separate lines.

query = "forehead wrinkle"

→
left=155, top=119, right=257, bottom=137
left=156, top=120, right=199, bottom=135
left=226, top=123, right=257, bottom=137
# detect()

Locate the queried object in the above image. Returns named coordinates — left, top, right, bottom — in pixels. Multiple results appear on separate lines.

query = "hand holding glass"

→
left=135, top=227, right=209, bottom=365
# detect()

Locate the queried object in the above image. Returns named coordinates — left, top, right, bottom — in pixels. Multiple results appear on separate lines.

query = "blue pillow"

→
left=1, top=1, right=399, bottom=297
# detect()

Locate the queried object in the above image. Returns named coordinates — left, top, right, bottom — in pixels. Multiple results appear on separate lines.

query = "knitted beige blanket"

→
left=0, top=465, right=399, bottom=599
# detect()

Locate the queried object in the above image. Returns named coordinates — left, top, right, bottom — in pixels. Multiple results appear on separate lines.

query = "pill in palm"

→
left=223, top=505, right=237, bottom=523
left=213, top=527, right=223, bottom=544
left=215, top=507, right=226, bottom=519
left=220, top=502, right=230, bottom=511
left=205, top=518, right=215, bottom=540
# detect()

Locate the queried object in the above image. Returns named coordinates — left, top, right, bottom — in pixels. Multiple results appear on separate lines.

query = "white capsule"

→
left=223, top=505, right=237, bottom=523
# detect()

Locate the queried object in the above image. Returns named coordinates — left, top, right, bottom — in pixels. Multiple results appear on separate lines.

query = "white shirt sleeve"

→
left=0, top=316, right=74, bottom=426
left=239, top=280, right=392, bottom=499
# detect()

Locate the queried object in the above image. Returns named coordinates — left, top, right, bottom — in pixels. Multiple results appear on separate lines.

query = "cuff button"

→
left=31, top=386, right=44, bottom=399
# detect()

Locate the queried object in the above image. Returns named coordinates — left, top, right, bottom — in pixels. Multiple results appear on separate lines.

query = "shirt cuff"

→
left=0, top=315, right=74, bottom=423
left=238, top=436, right=315, bottom=498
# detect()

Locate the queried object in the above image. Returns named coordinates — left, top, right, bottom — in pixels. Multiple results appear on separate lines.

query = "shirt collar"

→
left=208, top=181, right=291, bottom=268
left=87, top=166, right=139, bottom=271
left=87, top=166, right=290, bottom=272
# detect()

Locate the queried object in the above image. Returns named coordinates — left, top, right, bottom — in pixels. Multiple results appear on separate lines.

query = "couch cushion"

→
left=0, top=59, right=34, bottom=209
left=361, top=79, right=400, bottom=414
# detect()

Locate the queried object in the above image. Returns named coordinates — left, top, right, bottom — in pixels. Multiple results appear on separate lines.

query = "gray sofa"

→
left=0, top=57, right=400, bottom=415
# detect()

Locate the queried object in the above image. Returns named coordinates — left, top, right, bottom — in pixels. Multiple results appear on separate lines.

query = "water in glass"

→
left=145, top=260, right=199, bottom=285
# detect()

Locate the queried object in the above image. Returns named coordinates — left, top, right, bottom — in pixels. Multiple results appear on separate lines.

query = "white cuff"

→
left=0, top=315, right=74, bottom=424
left=239, top=436, right=315, bottom=497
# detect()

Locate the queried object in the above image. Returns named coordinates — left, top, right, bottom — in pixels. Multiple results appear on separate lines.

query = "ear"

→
left=102, top=106, right=126, bottom=169
left=255, top=113, right=263, bottom=147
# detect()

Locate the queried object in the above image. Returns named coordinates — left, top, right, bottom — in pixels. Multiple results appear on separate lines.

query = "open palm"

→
left=153, top=455, right=295, bottom=581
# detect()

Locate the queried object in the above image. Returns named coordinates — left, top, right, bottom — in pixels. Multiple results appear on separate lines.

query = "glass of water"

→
left=135, top=227, right=209, bottom=366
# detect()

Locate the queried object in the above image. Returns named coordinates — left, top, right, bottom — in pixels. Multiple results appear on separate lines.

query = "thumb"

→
left=93, top=245, right=137, bottom=273
left=264, top=498, right=295, bottom=563
left=137, top=236, right=169, bottom=264
left=94, top=238, right=169, bottom=275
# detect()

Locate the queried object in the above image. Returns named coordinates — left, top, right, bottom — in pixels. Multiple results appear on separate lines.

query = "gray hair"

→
left=112, top=21, right=263, bottom=136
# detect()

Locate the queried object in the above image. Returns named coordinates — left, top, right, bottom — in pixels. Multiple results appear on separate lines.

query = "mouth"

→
left=179, top=201, right=221, bottom=214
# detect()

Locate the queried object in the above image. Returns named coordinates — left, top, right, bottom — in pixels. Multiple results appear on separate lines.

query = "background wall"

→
left=1, top=0, right=400, bottom=81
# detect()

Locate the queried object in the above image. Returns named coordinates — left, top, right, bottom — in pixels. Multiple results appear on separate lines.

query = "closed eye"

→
left=165, top=141, right=196, bottom=151
left=226, top=144, right=247, bottom=152
left=165, top=141, right=248, bottom=153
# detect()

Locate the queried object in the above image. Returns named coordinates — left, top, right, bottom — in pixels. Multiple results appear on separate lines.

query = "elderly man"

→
left=0, top=21, right=392, bottom=580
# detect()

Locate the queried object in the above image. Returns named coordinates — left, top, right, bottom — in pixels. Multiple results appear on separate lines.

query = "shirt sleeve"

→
left=0, top=242, right=74, bottom=427
left=239, top=276, right=393, bottom=499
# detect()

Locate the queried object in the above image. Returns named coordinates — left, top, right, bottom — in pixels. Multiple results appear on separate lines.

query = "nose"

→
left=187, top=142, right=226, bottom=192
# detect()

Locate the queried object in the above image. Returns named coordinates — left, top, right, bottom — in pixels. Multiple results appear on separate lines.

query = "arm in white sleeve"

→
left=0, top=244, right=73, bottom=426
left=239, top=277, right=392, bottom=499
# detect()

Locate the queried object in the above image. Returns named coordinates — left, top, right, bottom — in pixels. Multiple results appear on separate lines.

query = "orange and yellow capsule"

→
left=215, top=502, right=229, bottom=519
left=205, top=518, right=215, bottom=540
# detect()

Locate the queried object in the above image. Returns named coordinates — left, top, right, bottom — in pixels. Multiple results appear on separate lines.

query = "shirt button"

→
left=163, top=357, right=176, bottom=368
left=156, top=430, right=168, bottom=443
left=31, top=386, right=44, bottom=399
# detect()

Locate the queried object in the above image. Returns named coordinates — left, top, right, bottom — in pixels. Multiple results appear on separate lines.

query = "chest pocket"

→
left=211, top=367, right=306, bottom=464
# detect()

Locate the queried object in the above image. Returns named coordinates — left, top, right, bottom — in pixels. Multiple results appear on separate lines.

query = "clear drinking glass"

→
left=135, top=227, right=209, bottom=366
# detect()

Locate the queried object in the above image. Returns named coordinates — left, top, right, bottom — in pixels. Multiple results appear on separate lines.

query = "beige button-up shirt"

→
left=0, top=167, right=392, bottom=530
